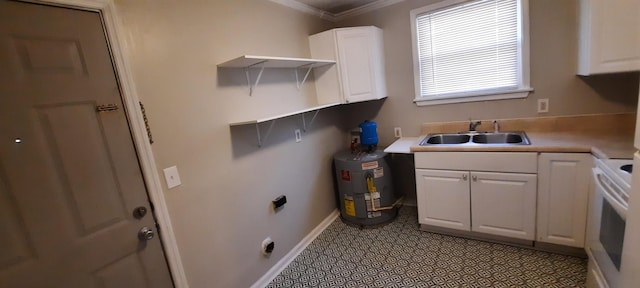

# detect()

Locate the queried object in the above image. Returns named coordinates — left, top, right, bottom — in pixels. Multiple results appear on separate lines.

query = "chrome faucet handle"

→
left=469, top=120, right=482, bottom=131
left=493, top=120, right=500, bottom=133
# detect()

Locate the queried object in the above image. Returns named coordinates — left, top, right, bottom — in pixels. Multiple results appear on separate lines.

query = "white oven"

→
left=589, top=159, right=631, bottom=288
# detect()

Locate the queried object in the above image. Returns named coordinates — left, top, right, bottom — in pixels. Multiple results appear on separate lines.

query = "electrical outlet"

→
left=350, top=129, right=360, bottom=145
left=262, top=237, right=274, bottom=256
left=294, top=129, right=302, bottom=142
left=537, top=99, right=549, bottom=113
left=394, top=127, right=402, bottom=138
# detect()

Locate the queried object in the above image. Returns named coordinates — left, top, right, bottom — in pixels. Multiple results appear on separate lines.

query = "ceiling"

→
left=294, top=0, right=381, bottom=14
left=269, top=0, right=404, bottom=21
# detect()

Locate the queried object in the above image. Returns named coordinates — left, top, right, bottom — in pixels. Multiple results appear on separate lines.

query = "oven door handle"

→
left=593, top=168, right=628, bottom=219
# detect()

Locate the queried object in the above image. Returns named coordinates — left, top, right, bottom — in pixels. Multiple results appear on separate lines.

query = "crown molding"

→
left=269, top=0, right=405, bottom=22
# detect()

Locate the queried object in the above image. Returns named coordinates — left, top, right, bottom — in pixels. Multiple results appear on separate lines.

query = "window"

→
left=410, top=0, right=531, bottom=106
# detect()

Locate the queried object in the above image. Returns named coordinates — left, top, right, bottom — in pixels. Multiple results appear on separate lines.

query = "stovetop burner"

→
left=621, top=164, right=633, bottom=174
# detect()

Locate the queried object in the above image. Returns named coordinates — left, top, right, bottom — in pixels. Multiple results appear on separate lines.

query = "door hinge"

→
left=139, top=101, right=154, bottom=144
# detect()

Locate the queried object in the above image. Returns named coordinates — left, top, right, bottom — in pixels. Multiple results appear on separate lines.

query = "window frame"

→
left=410, top=0, right=532, bottom=106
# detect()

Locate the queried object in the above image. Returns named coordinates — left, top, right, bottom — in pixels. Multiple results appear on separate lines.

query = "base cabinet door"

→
left=537, top=153, right=592, bottom=247
left=415, top=169, right=470, bottom=231
left=470, top=172, right=537, bottom=240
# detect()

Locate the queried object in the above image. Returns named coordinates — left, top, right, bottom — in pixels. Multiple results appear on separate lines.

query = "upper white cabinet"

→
left=309, top=26, right=387, bottom=104
left=537, top=153, right=592, bottom=248
left=577, top=0, right=640, bottom=75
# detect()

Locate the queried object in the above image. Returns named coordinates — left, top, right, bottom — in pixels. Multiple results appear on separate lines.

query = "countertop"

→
left=406, top=131, right=635, bottom=159
left=384, top=113, right=636, bottom=159
left=383, top=137, right=420, bottom=154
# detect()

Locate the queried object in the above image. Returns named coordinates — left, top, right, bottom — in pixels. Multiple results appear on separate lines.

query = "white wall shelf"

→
left=221, top=55, right=338, bottom=146
left=218, top=55, right=336, bottom=96
left=229, top=102, right=340, bottom=147
left=218, top=55, right=336, bottom=68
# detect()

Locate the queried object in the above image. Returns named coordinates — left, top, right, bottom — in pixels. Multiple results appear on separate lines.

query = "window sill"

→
left=413, top=87, right=533, bottom=106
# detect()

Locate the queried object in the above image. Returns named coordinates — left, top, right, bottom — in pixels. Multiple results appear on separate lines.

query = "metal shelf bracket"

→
left=301, top=109, right=321, bottom=132
left=245, top=61, right=266, bottom=96
left=295, top=64, right=314, bottom=90
left=255, top=120, right=276, bottom=147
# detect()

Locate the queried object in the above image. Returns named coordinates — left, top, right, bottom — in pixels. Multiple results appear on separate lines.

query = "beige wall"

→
left=337, top=0, right=639, bottom=145
left=111, top=0, right=639, bottom=286
left=114, top=1, right=344, bottom=287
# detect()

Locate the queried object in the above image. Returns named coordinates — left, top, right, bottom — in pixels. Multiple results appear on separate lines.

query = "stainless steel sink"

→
left=472, top=132, right=530, bottom=144
left=419, top=131, right=530, bottom=145
left=421, top=134, right=471, bottom=144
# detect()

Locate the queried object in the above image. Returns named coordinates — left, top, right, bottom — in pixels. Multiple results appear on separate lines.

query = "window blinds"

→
left=415, top=0, right=519, bottom=98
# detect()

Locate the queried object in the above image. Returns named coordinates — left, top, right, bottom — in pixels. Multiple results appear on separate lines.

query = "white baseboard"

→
left=250, top=209, right=340, bottom=288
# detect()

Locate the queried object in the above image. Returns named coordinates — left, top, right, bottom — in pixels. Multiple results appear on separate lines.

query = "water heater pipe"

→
left=366, top=175, right=403, bottom=211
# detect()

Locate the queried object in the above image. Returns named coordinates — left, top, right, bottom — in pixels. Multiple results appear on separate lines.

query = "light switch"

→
left=163, top=166, right=182, bottom=189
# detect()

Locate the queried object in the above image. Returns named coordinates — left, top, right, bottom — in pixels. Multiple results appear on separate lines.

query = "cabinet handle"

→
left=462, top=174, right=468, bottom=181
left=472, top=175, right=477, bottom=181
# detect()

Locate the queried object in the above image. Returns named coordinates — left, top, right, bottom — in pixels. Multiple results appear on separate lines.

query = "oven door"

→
left=590, top=167, right=628, bottom=288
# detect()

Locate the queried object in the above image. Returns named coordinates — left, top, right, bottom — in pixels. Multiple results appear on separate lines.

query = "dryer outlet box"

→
left=272, top=195, right=287, bottom=209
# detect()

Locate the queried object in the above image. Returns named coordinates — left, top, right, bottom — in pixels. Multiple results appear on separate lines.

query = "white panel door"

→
left=336, top=28, right=377, bottom=103
left=415, top=169, right=470, bottom=231
left=470, top=172, right=537, bottom=240
left=537, top=153, right=592, bottom=247
left=0, top=2, right=173, bottom=287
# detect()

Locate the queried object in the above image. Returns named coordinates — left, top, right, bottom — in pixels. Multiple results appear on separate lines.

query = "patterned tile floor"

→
left=267, top=206, right=587, bottom=288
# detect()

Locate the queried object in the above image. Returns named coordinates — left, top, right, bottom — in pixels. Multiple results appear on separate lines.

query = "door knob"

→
left=472, top=175, right=477, bottom=181
left=462, top=174, right=468, bottom=181
left=138, top=227, right=155, bottom=241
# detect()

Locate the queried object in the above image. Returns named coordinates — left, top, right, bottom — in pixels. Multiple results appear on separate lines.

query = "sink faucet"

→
left=493, top=120, right=500, bottom=133
left=469, top=120, right=482, bottom=131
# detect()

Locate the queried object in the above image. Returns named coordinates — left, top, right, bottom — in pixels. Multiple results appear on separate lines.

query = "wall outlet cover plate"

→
left=163, top=166, right=182, bottom=189
left=537, top=99, right=549, bottom=113
left=295, top=129, right=302, bottom=143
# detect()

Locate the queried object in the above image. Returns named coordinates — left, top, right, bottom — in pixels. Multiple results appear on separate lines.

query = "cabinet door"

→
left=415, top=169, right=470, bottom=231
left=578, top=0, right=640, bottom=75
left=471, top=172, right=537, bottom=240
left=336, top=28, right=384, bottom=103
left=538, top=153, right=592, bottom=247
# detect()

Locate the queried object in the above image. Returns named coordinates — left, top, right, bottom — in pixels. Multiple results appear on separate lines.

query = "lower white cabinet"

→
left=416, top=167, right=537, bottom=240
left=537, top=153, right=592, bottom=247
left=471, top=172, right=537, bottom=240
left=415, top=151, right=592, bottom=245
left=416, top=169, right=470, bottom=231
